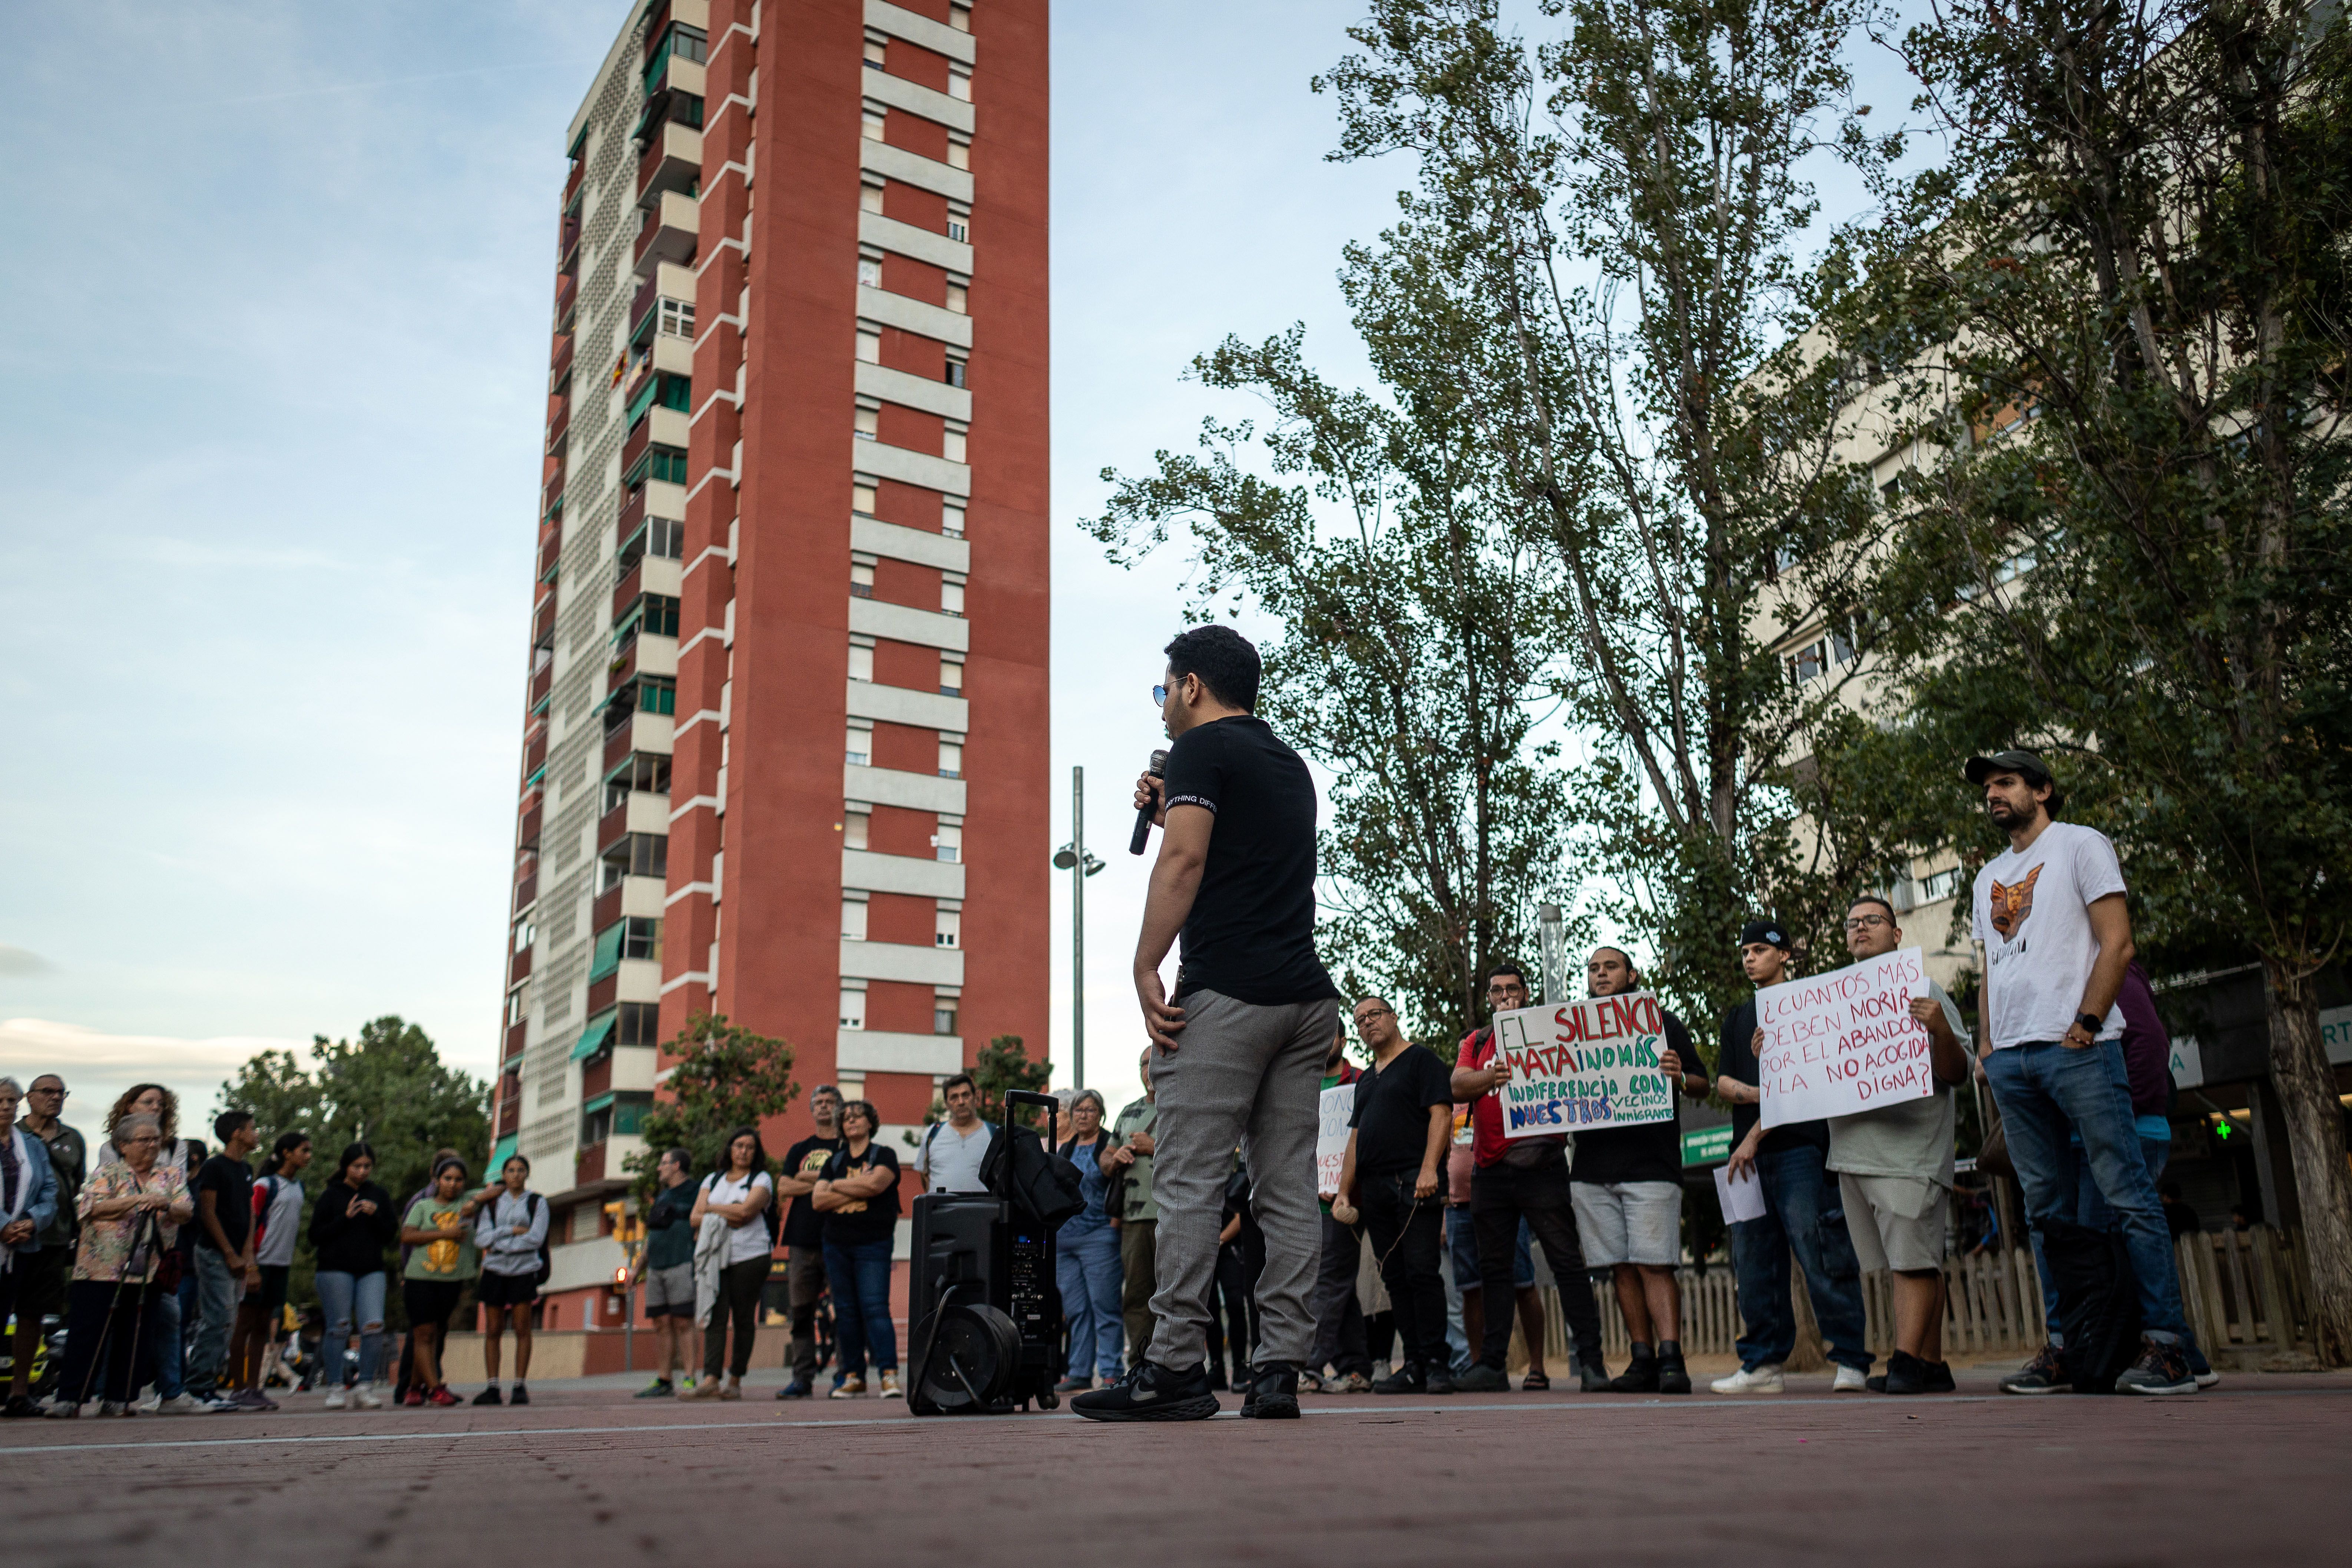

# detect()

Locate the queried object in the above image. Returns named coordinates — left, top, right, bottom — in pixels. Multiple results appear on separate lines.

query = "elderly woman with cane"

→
left=50, top=1111, right=192, bottom=1417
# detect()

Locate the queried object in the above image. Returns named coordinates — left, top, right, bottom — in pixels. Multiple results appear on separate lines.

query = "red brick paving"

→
left=4, top=1372, right=2348, bottom=1566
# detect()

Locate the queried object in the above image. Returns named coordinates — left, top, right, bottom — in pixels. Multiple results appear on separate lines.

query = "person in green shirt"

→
left=631, top=1147, right=700, bottom=1397
left=1105, top=1049, right=1160, bottom=1369
left=399, top=1158, right=482, bottom=1407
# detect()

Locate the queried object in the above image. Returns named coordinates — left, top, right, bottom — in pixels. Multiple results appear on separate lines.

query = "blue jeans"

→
left=1056, top=1217, right=1124, bottom=1380
left=1729, top=1144, right=1872, bottom=1372
left=824, top=1237, right=897, bottom=1376
left=145, top=1280, right=185, bottom=1398
left=1986, top=1042, right=2195, bottom=1347
left=184, top=1248, right=240, bottom=1396
left=315, top=1270, right=387, bottom=1385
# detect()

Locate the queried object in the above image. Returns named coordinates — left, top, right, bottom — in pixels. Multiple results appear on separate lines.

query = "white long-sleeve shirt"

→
left=474, top=1189, right=549, bottom=1276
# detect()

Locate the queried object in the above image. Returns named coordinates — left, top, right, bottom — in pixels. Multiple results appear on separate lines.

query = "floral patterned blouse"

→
left=74, top=1158, right=189, bottom=1283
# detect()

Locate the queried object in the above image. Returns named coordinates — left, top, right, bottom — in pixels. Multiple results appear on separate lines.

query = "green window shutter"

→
left=589, top=923, right=625, bottom=981
left=626, top=378, right=660, bottom=428
left=570, top=1009, right=618, bottom=1063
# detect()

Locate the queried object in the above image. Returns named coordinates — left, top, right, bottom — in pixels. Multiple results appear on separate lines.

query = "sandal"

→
left=1520, top=1371, right=1550, bottom=1391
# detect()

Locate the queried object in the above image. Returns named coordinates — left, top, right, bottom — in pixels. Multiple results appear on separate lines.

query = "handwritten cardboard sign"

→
left=1756, top=947, right=1937, bottom=1127
left=1316, top=1084, right=1354, bottom=1196
left=1491, top=992, right=1678, bottom=1138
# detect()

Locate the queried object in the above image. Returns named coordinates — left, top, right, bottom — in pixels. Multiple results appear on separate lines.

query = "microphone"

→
left=1129, top=749, right=1169, bottom=855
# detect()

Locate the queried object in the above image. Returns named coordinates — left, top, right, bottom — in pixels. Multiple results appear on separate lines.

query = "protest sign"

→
left=1490, top=992, right=1678, bottom=1138
left=1755, top=946, right=1937, bottom=1127
left=1714, top=1164, right=1767, bottom=1224
left=1315, top=1084, right=1353, bottom=1196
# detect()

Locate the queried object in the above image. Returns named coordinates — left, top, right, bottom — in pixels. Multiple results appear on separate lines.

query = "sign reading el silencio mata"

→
left=1756, top=946, right=1937, bottom=1128
left=1491, top=992, right=1678, bottom=1139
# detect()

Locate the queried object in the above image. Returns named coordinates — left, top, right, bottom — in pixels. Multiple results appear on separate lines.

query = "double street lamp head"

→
left=1052, top=844, right=1105, bottom=875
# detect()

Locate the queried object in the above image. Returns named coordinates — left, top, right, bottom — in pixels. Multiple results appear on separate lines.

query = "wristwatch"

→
left=2075, top=1012, right=2103, bottom=1035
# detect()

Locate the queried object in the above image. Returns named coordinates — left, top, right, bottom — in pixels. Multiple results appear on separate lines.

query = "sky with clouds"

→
left=0, top=0, right=1927, bottom=1134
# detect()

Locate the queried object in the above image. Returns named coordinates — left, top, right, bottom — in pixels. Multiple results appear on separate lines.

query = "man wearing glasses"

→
left=1823, top=896, right=1972, bottom=1393
left=1075, top=626, right=1340, bottom=1424
left=5, top=1075, right=81, bottom=1419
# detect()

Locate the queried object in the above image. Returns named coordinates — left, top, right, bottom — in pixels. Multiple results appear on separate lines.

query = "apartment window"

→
left=860, top=180, right=885, bottom=215
left=848, top=640, right=875, bottom=682
left=941, top=574, right=966, bottom=616
left=934, top=997, right=959, bottom=1035
left=945, top=357, right=967, bottom=389
left=935, top=907, right=961, bottom=948
left=944, top=425, right=968, bottom=463
left=863, top=36, right=887, bottom=67
left=947, top=133, right=971, bottom=170
left=633, top=593, right=681, bottom=638
left=603, top=831, right=668, bottom=881
left=853, top=478, right=878, bottom=515
left=513, top=918, right=536, bottom=954
left=945, top=281, right=968, bottom=314
left=839, top=987, right=868, bottom=1030
left=647, top=516, right=683, bottom=560
left=932, top=821, right=962, bottom=863
left=659, top=297, right=695, bottom=339
left=843, top=808, right=871, bottom=848
left=506, top=983, right=530, bottom=1025
left=858, top=256, right=882, bottom=289
left=948, top=64, right=973, bottom=102
left=855, top=402, right=879, bottom=441
left=939, top=655, right=963, bottom=696
left=863, top=107, right=887, bottom=141
left=847, top=722, right=872, bottom=768
left=946, top=215, right=969, bottom=243
left=938, top=737, right=963, bottom=778
left=842, top=894, right=869, bottom=941
left=942, top=500, right=965, bottom=538
left=615, top=1001, right=662, bottom=1047
left=1786, top=640, right=1827, bottom=684
left=1918, top=867, right=1965, bottom=904
left=627, top=444, right=689, bottom=487
left=851, top=560, right=876, bottom=597
left=857, top=328, right=881, bottom=364
left=604, top=752, right=672, bottom=810
left=950, top=4, right=971, bottom=31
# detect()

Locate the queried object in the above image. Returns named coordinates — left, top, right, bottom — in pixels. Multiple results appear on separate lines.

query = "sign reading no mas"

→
left=1756, top=947, right=1938, bottom=1127
left=1491, top=993, right=1677, bottom=1138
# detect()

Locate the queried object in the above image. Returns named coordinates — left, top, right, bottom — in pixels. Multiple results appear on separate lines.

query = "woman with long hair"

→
left=225, top=1130, right=311, bottom=1409
left=1054, top=1089, right=1124, bottom=1391
left=308, top=1141, right=397, bottom=1409
left=684, top=1127, right=773, bottom=1400
left=49, top=1112, right=193, bottom=1417
left=399, top=1157, right=480, bottom=1407
left=813, top=1101, right=902, bottom=1398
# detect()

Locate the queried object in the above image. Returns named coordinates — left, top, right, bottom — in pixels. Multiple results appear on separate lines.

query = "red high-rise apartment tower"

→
left=493, top=0, right=1048, bottom=1336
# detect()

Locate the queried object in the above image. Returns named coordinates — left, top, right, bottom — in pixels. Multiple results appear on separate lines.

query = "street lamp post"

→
left=1052, top=765, right=1106, bottom=1090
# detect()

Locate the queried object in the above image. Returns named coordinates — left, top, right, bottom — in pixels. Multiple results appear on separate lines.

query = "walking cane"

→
left=74, top=1207, right=159, bottom=1409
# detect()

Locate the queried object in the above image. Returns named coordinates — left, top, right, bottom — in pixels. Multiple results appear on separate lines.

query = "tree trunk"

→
left=2261, top=955, right=2352, bottom=1366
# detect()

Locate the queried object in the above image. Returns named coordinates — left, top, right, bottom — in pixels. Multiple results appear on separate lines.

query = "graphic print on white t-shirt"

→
left=1971, top=821, right=2129, bottom=1051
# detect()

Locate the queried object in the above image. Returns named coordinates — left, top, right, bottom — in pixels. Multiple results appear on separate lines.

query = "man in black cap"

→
left=1712, top=920, right=1873, bottom=1393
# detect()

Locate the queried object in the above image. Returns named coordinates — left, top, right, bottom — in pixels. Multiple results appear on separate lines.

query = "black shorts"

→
left=476, top=1270, right=541, bottom=1309
left=403, top=1278, right=464, bottom=1325
left=16, top=1246, right=71, bottom=1320
left=256, top=1263, right=291, bottom=1323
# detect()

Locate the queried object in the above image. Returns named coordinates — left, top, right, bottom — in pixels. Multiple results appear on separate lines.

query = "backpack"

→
left=2040, top=1217, right=2142, bottom=1393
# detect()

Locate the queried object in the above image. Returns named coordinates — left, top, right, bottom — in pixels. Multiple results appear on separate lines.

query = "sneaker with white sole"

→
left=1999, top=1341, right=2068, bottom=1395
left=352, top=1383, right=383, bottom=1410
left=1710, top=1363, right=1785, bottom=1394
left=322, top=1386, right=347, bottom=1410
left=1832, top=1364, right=1870, bottom=1392
left=2115, top=1336, right=2197, bottom=1395
left=153, top=1393, right=199, bottom=1415
left=879, top=1372, right=902, bottom=1399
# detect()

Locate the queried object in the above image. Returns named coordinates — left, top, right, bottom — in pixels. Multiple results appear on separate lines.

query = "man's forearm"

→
left=1423, top=1105, right=1450, bottom=1175
left=2080, top=906, right=2134, bottom=1024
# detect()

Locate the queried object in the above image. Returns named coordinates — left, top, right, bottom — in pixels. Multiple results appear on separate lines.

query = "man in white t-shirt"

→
left=1965, top=750, right=2200, bottom=1396
left=914, top=1074, right=996, bottom=1195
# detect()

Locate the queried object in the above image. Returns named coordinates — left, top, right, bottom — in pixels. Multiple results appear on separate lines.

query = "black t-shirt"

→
left=1351, top=1045, right=1455, bottom=1174
left=819, top=1142, right=902, bottom=1246
left=1161, top=716, right=1338, bottom=1005
left=194, top=1154, right=254, bottom=1253
left=779, top=1135, right=845, bottom=1248
left=1717, top=998, right=1829, bottom=1156
left=1570, top=1008, right=1700, bottom=1186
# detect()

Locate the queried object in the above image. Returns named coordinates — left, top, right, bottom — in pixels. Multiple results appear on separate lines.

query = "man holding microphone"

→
left=1075, top=627, right=1341, bottom=1424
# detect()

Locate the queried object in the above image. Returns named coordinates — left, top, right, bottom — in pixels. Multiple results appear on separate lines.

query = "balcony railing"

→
left=545, top=392, right=570, bottom=455
left=532, top=595, right=556, bottom=650
left=536, top=528, right=562, bottom=583
left=620, top=417, right=650, bottom=483
left=549, top=332, right=574, bottom=391
left=509, top=944, right=533, bottom=985
left=513, top=872, right=537, bottom=914
left=576, top=1142, right=607, bottom=1188
left=518, top=803, right=543, bottom=851
left=617, top=484, right=647, bottom=546
left=598, top=798, right=629, bottom=856
left=593, top=883, right=623, bottom=935
left=553, top=272, right=577, bottom=326
left=563, top=158, right=584, bottom=206
left=523, top=726, right=548, bottom=779
left=587, top=972, right=618, bottom=1018
left=611, top=561, right=645, bottom=621
left=629, top=275, right=659, bottom=341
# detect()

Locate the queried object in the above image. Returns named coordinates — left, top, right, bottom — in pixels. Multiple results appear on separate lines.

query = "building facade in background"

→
left=491, top=0, right=1049, bottom=1334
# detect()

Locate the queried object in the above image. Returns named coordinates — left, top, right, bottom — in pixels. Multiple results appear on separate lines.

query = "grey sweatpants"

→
left=1144, top=988, right=1338, bottom=1370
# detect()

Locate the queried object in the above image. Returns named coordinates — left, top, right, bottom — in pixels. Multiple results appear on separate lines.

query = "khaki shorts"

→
left=1836, top=1172, right=1948, bottom=1273
left=1568, top=1180, right=1682, bottom=1267
left=642, top=1261, right=696, bottom=1318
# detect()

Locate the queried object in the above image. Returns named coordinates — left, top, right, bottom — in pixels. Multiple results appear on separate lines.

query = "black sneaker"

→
left=1072, top=1360, right=1220, bottom=1423
left=1607, top=1354, right=1660, bottom=1394
left=1453, top=1363, right=1508, bottom=1393
left=2, top=1395, right=43, bottom=1419
left=509, top=1384, right=530, bottom=1406
left=1866, top=1350, right=1935, bottom=1395
left=1999, top=1342, right=2067, bottom=1395
left=1925, top=1360, right=1957, bottom=1393
left=1425, top=1365, right=1457, bottom=1395
left=775, top=1379, right=812, bottom=1400
left=471, top=1386, right=503, bottom=1406
left=1655, top=1347, right=1692, bottom=1395
left=1238, top=1361, right=1300, bottom=1420
left=2116, top=1337, right=2196, bottom=1396
left=1204, top=1364, right=1229, bottom=1392
left=1372, top=1363, right=1426, bottom=1395
left=1578, top=1358, right=1612, bottom=1393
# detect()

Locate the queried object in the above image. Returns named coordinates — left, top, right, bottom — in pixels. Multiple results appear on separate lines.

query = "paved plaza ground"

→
left=6, top=1366, right=2347, bottom=1567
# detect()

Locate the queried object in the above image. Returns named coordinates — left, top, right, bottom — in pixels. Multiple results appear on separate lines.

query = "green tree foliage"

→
left=1305, top=0, right=1915, bottom=1038
left=214, top=1016, right=491, bottom=1313
left=971, top=1033, right=1054, bottom=1131
left=623, top=1012, right=797, bottom=1200
left=1089, top=328, right=1579, bottom=1044
left=1828, top=0, right=2352, bottom=1359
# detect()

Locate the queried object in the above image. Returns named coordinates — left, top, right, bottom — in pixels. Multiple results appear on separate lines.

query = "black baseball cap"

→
left=1739, top=919, right=1791, bottom=951
left=1964, top=749, right=2053, bottom=787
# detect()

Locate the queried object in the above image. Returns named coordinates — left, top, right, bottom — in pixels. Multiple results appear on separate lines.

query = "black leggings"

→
left=705, top=1258, right=771, bottom=1379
